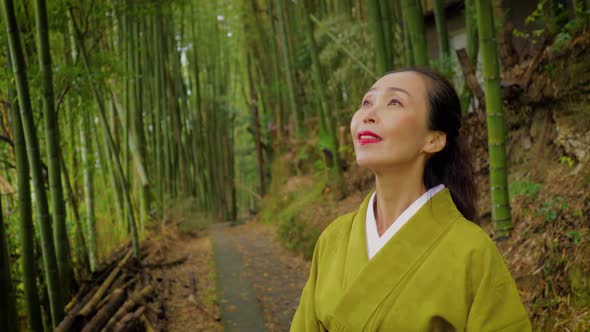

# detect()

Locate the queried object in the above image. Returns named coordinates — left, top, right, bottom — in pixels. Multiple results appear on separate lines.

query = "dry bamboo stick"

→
left=102, top=285, right=154, bottom=331
left=78, top=250, right=133, bottom=317
left=80, top=288, right=125, bottom=332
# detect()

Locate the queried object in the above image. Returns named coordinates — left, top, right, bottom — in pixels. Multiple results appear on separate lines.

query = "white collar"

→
left=365, top=184, right=446, bottom=260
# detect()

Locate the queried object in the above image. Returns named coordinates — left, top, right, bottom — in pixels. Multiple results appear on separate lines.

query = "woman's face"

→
left=350, top=71, right=439, bottom=171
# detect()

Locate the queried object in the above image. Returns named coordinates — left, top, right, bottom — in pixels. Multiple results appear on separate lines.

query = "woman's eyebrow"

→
left=366, top=86, right=411, bottom=96
left=387, top=86, right=411, bottom=96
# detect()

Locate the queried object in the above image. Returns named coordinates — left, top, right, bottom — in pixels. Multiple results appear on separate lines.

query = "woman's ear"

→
left=423, top=131, right=447, bottom=154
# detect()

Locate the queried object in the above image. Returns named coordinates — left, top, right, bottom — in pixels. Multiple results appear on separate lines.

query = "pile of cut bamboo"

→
left=56, top=245, right=161, bottom=332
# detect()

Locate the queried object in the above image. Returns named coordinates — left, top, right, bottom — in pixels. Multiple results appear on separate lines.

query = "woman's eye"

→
left=362, top=100, right=371, bottom=107
left=388, top=99, right=402, bottom=106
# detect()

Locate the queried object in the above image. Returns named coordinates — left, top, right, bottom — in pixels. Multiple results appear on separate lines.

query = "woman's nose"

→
left=363, top=109, right=376, bottom=124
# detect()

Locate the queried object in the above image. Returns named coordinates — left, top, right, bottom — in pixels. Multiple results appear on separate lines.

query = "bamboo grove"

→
left=1, top=0, right=238, bottom=330
left=2, top=0, right=580, bottom=330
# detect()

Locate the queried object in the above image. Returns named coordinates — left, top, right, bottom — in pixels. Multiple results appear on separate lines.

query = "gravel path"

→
left=223, top=221, right=311, bottom=332
left=211, top=222, right=267, bottom=331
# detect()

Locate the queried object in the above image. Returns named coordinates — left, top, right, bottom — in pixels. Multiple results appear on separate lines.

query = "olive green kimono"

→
left=290, top=188, right=531, bottom=331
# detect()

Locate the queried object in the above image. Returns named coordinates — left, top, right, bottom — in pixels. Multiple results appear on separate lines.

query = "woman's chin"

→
left=355, top=157, right=382, bottom=170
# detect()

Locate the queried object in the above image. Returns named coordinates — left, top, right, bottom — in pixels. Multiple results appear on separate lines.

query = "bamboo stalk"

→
left=476, top=0, right=512, bottom=239
left=367, top=0, right=388, bottom=74
left=402, top=0, right=428, bottom=66
left=0, top=196, right=18, bottom=332
left=2, top=0, right=64, bottom=326
left=68, top=7, right=140, bottom=257
left=34, top=0, right=72, bottom=301
left=3, top=53, right=43, bottom=332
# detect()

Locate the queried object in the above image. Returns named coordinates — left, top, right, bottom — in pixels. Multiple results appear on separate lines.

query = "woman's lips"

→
left=358, top=131, right=382, bottom=145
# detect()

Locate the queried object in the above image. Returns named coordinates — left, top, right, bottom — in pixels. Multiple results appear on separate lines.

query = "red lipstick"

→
left=358, top=131, right=382, bottom=145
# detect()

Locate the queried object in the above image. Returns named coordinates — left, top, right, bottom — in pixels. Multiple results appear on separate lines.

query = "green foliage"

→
left=572, top=209, right=584, bottom=220
left=429, top=53, right=457, bottom=82
left=509, top=180, right=541, bottom=201
left=559, top=155, right=574, bottom=167
left=536, top=196, right=569, bottom=223
left=313, top=159, right=325, bottom=173
left=259, top=156, right=325, bottom=259
left=552, top=32, right=572, bottom=52
left=566, top=230, right=582, bottom=246
left=315, top=15, right=374, bottom=114
left=525, top=0, right=568, bottom=32
left=519, top=0, right=587, bottom=48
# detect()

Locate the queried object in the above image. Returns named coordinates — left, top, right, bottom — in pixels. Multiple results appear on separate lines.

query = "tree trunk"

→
left=476, top=0, right=512, bottom=239
left=2, top=0, right=64, bottom=326
left=0, top=196, right=18, bottom=332
left=5, top=57, right=43, bottom=332
left=34, top=0, right=72, bottom=299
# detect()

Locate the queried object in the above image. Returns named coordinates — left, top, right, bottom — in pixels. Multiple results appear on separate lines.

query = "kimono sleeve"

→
left=465, top=240, right=532, bottom=332
left=290, top=234, right=326, bottom=332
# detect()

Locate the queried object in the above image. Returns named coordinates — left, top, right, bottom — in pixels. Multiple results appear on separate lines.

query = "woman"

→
left=290, top=68, right=531, bottom=331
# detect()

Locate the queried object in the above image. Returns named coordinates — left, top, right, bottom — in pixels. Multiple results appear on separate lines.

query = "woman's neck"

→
left=373, top=164, right=426, bottom=236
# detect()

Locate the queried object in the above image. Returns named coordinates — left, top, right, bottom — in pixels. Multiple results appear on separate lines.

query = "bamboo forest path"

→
left=211, top=221, right=311, bottom=332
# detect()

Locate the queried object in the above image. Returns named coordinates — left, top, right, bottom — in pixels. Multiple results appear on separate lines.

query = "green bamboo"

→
left=309, top=14, right=377, bottom=78
left=0, top=196, right=18, bottom=332
left=476, top=0, right=512, bottom=238
left=139, top=16, right=152, bottom=224
left=34, top=0, right=72, bottom=299
left=2, top=0, right=64, bottom=326
left=154, top=9, right=165, bottom=207
left=104, top=101, right=125, bottom=227
left=303, top=0, right=345, bottom=198
left=60, top=152, right=91, bottom=276
left=80, top=111, right=98, bottom=272
left=6, top=58, right=43, bottom=332
left=367, top=0, right=388, bottom=74
left=402, top=12, right=414, bottom=65
left=378, top=0, right=393, bottom=68
left=402, top=0, right=428, bottom=66
left=460, top=0, right=479, bottom=113
left=268, top=0, right=285, bottom=141
left=432, top=0, right=450, bottom=58
left=130, top=17, right=150, bottom=229
left=68, top=7, right=140, bottom=257
left=276, top=0, right=302, bottom=137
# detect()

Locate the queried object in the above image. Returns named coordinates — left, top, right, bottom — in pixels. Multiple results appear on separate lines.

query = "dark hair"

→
left=387, top=67, right=478, bottom=222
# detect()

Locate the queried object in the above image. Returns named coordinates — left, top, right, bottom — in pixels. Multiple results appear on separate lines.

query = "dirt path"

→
left=221, top=221, right=311, bottom=332
left=148, top=220, right=310, bottom=331
left=148, top=229, right=222, bottom=331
